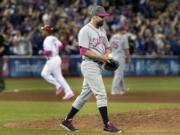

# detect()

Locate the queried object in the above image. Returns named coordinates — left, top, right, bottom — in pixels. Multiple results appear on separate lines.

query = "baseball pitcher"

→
left=60, top=5, right=123, bottom=133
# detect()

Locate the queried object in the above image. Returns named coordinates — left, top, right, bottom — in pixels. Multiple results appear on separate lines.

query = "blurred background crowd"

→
left=0, top=0, right=180, bottom=56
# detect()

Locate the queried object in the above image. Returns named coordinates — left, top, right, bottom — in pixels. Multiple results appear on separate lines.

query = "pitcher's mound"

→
left=4, top=108, right=180, bottom=132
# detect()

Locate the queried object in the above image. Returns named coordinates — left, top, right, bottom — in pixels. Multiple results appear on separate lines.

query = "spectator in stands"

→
left=31, top=29, right=44, bottom=55
left=10, top=29, right=33, bottom=55
left=0, top=0, right=179, bottom=56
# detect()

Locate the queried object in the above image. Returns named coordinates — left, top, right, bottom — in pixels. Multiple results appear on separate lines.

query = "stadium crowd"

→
left=0, top=0, right=180, bottom=56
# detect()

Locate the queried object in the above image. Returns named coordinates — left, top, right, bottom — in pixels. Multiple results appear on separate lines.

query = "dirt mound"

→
left=4, top=108, right=180, bottom=132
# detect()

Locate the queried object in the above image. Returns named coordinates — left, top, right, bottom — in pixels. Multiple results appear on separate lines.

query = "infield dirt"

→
left=1, top=90, right=180, bottom=132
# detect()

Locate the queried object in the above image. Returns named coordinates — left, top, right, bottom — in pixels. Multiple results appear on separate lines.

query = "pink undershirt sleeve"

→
left=42, top=50, right=52, bottom=56
left=80, top=47, right=89, bottom=55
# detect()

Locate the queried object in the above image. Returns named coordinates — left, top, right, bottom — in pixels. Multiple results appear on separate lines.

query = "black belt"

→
left=82, top=59, right=103, bottom=65
left=93, top=60, right=103, bottom=65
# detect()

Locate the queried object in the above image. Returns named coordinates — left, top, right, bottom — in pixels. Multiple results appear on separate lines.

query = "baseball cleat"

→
left=111, top=91, right=120, bottom=95
left=103, top=121, right=123, bottom=133
left=111, top=88, right=129, bottom=95
left=62, top=92, right=74, bottom=100
left=60, top=119, right=79, bottom=132
left=119, top=88, right=129, bottom=95
left=55, top=87, right=63, bottom=96
left=119, top=90, right=127, bottom=95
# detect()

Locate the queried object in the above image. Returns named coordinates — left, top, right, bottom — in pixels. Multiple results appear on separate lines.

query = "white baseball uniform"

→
left=41, top=35, right=73, bottom=96
left=72, top=23, right=110, bottom=109
left=110, top=33, right=129, bottom=94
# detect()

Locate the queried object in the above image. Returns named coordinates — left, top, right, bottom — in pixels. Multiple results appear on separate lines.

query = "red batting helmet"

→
left=41, top=25, right=53, bottom=33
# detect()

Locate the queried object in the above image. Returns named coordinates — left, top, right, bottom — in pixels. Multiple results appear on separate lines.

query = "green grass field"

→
left=0, top=77, right=180, bottom=135
left=5, top=77, right=180, bottom=92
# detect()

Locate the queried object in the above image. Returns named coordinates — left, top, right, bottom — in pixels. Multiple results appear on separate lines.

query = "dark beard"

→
left=96, top=20, right=104, bottom=27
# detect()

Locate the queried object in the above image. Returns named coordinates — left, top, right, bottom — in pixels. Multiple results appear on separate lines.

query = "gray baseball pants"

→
left=72, top=61, right=107, bottom=109
left=111, top=57, right=126, bottom=92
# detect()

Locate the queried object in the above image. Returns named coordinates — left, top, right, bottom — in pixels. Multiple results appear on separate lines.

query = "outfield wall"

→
left=3, top=55, right=180, bottom=77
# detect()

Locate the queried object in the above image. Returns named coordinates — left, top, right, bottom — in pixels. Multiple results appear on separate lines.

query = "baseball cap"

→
left=41, top=25, right=53, bottom=33
left=90, top=5, right=110, bottom=17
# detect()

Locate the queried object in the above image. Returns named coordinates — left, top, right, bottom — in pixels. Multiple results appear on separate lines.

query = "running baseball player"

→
left=110, top=27, right=131, bottom=95
left=60, top=5, right=122, bottom=133
left=40, top=25, right=74, bottom=100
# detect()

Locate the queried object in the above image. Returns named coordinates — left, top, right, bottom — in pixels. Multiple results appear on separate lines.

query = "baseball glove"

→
left=103, top=59, right=119, bottom=71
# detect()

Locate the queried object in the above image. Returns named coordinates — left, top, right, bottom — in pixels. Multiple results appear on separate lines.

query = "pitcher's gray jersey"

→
left=72, top=23, right=110, bottom=109
left=110, top=34, right=129, bottom=60
left=78, top=23, right=110, bottom=60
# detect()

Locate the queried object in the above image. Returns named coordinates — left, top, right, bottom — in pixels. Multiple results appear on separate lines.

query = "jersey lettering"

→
left=111, top=41, right=118, bottom=49
left=91, top=36, right=105, bottom=47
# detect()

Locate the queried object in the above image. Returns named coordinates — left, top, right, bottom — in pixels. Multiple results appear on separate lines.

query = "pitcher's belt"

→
left=82, top=59, right=103, bottom=65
